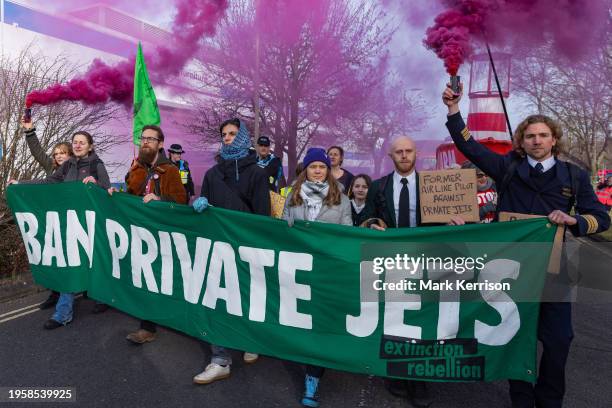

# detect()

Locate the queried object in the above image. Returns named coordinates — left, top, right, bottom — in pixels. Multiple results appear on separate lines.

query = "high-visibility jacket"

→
left=596, top=186, right=612, bottom=206
left=280, top=185, right=293, bottom=198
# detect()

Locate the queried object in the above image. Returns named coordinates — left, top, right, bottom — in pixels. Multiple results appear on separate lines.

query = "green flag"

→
left=132, top=42, right=160, bottom=146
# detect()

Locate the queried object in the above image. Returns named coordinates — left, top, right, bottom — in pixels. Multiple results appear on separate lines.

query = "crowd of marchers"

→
left=8, top=84, right=611, bottom=408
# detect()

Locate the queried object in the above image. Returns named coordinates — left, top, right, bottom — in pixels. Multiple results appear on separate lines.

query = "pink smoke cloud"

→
left=26, top=0, right=228, bottom=107
left=423, top=0, right=609, bottom=75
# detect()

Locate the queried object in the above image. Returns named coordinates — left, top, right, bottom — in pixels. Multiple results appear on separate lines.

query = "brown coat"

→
left=126, top=154, right=187, bottom=204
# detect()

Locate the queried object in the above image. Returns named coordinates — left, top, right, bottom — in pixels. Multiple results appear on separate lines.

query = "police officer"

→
left=167, top=143, right=195, bottom=200
left=255, top=136, right=285, bottom=192
left=443, top=83, right=610, bottom=408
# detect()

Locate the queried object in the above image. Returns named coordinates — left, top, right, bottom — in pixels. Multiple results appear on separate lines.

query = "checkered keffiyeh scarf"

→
left=220, top=120, right=251, bottom=161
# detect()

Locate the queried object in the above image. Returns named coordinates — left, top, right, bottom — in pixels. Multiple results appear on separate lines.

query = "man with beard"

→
left=443, top=83, right=610, bottom=408
left=363, top=136, right=421, bottom=229
left=121, top=125, right=187, bottom=344
left=362, top=136, right=433, bottom=408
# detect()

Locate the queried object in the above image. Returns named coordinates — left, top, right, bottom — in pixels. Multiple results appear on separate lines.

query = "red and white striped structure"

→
left=435, top=52, right=513, bottom=169
left=466, top=52, right=512, bottom=141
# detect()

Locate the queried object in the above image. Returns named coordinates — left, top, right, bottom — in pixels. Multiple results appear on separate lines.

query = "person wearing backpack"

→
left=443, top=83, right=610, bottom=408
left=11, top=130, right=112, bottom=329
left=191, top=118, right=270, bottom=384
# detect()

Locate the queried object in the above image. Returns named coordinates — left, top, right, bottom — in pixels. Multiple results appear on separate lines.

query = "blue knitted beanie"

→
left=303, top=147, right=331, bottom=169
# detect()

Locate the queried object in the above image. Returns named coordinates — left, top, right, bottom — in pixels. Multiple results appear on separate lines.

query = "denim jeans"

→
left=51, top=292, right=74, bottom=324
left=200, top=340, right=232, bottom=366
left=211, top=344, right=232, bottom=366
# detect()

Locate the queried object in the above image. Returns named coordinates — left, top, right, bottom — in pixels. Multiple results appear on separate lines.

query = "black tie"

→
left=398, top=178, right=410, bottom=228
left=535, top=163, right=544, bottom=174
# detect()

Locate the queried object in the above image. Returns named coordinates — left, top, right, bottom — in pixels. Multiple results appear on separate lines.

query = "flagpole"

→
left=485, top=42, right=513, bottom=141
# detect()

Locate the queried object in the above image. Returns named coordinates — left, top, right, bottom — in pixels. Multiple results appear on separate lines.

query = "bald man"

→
left=362, top=136, right=432, bottom=407
left=362, top=136, right=421, bottom=229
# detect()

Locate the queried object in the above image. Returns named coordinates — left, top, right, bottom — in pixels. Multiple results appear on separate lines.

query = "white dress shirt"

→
left=527, top=155, right=556, bottom=172
left=392, top=170, right=417, bottom=227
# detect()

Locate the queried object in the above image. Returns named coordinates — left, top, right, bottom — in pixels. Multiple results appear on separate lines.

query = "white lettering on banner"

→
left=17, top=209, right=95, bottom=269
left=15, top=212, right=41, bottom=265
left=42, top=211, right=66, bottom=267
left=131, top=226, right=160, bottom=293
left=106, top=219, right=129, bottom=279
left=384, top=262, right=423, bottom=339
left=203, top=242, right=243, bottom=317
left=239, top=247, right=275, bottom=322
left=66, top=210, right=95, bottom=267
left=346, top=261, right=379, bottom=337
left=349, top=258, right=521, bottom=346
left=13, top=211, right=523, bottom=347
left=102, top=222, right=315, bottom=325
left=172, top=233, right=211, bottom=304
left=159, top=231, right=174, bottom=296
left=474, top=259, right=521, bottom=346
left=428, top=265, right=474, bottom=340
left=278, top=251, right=313, bottom=330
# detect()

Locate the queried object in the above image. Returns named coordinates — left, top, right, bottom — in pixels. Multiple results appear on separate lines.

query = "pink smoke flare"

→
left=423, top=0, right=609, bottom=75
left=26, top=0, right=228, bottom=108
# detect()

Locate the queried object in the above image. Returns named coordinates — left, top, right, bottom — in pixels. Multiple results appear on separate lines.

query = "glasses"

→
left=141, top=136, right=160, bottom=143
left=477, top=174, right=486, bottom=179
left=222, top=131, right=238, bottom=137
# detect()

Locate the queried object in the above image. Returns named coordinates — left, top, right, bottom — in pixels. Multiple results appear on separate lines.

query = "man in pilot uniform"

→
left=442, top=83, right=610, bottom=408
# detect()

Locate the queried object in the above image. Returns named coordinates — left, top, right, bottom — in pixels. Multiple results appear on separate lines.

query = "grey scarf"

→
left=300, top=180, right=329, bottom=221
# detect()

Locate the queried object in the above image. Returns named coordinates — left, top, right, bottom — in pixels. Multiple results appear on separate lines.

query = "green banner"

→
left=6, top=183, right=557, bottom=383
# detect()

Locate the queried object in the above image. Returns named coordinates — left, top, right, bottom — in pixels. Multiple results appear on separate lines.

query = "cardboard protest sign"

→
left=419, top=169, right=479, bottom=223
left=498, top=212, right=564, bottom=274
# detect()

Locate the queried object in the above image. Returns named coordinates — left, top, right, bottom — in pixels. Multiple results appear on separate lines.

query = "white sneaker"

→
left=193, top=363, right=230, bottom=384
left=243, top=352, right=259, bottom=364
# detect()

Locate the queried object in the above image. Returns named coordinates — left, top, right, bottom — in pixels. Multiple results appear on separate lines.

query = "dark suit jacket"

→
left=362, top=171, right=422, bottom=228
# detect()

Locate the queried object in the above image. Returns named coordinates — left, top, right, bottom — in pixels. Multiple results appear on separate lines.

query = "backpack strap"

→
left=88, top=158, right=99, bottom=181
left=565, top=161, right=581, bottom=213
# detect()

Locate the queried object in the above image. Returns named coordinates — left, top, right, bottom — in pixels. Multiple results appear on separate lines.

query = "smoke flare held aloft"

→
left=423, top=0, right=609, bottom=75
left=26, top=0, right=228, bottom=108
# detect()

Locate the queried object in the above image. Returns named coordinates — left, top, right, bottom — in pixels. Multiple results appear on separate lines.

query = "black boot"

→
left=91, top=303, right=109, bottom=314
left=407, top=381, right=433, bottom=408
left=39, top=291, right=59, bottom=310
